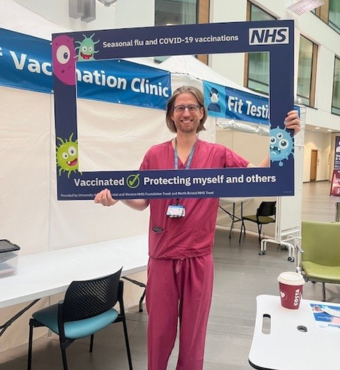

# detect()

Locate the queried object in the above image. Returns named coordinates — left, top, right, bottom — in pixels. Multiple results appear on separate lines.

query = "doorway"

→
left=310, top=149, right=318, bottom=182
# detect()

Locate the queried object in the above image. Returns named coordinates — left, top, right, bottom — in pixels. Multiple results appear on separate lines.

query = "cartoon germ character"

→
left=75, top=34, right=100, bottom=61
left=52, top=35, right=76, bottom=85
left=269, top=127, right=294, bottom=167
left=56, top=133, right=79, bottom=178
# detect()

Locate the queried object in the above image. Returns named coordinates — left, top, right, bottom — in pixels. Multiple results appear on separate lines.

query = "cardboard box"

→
left=0, top=239, right=20, bottom=278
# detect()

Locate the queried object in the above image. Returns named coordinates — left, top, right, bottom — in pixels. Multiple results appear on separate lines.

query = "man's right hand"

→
left=94, top=189, right=118, bottom=207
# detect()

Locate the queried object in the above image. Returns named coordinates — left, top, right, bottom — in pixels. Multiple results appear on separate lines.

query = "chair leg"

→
left=257, top=224, right=262, bottom=242
left=239, top=221, right=245, bottom=243
left=60, top=346, right=68, bottom=370
left=89, top=334, right=94, bottom=353
left=27, top=321, right=34, bottom=370
left=139, top=288, right=146, bottom=313
left=322, top=282, right=326, bottom=302
left=122, top=318, right=133, bottom=370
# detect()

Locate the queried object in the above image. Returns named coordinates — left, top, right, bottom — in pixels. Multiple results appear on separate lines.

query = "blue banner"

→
left=76, top=59, right=170, bottom=109
left=203, top=80, right=270, bottom=125
left=56, top=167, right=293, bottom=201
left=0, top=28, right=52, bottom=94
left=0, top=28, right=170, bottom=110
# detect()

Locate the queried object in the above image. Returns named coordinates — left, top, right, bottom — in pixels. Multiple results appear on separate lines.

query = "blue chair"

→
left=27, top=268, right=133, bottom=370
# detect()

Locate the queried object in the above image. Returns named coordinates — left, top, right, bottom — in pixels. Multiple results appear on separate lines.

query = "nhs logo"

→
left=249, top=27, right=289, bottom=45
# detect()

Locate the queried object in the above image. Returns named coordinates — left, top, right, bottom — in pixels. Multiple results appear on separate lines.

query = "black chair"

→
left=239, top=201, right=276, bottom=243
left=27, top=268, right=133, bottom=370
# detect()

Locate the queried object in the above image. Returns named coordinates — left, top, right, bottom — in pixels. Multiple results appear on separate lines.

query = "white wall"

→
left=210, top=0, right=340, bottom=187
left=0, top=84, right=152, bottom=351
left=0, top=1, right=153, bottom=353
left=215, top=127, right=269, bottom=166
left=0, top=8, right=222, bottom=352
left=13, top=0, right=154, bottom=32
left=209, top=0, right=247, bottom=85
left=0, top=0, right=68, bottom=38
left=303, top=130, right=331, bottom=182
left=215, top=127, right=275, bottom=235
left=210, top=0, right=340, bottom=132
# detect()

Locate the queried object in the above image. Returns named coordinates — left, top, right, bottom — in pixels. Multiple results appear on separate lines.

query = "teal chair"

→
left=301, top=221, right=340, bottom=301
left=27, top=268, right=133, bottom=370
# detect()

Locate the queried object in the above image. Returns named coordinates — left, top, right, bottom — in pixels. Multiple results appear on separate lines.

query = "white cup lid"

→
left=277, top=271, right=305, bottom=286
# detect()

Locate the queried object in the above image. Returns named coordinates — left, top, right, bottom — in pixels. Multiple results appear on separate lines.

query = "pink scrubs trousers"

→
left=146, top=253, right=214, bottom=370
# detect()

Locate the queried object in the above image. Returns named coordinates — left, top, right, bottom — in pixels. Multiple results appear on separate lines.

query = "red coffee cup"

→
left=277, top=272, right=305, bottom=309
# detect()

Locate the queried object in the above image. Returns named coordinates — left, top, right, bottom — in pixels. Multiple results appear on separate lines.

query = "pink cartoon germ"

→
left=52, top=35, right=76, bottom=85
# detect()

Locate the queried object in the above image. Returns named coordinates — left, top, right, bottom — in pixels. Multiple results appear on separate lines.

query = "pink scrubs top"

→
left=140, top=139, right=249, bottom=259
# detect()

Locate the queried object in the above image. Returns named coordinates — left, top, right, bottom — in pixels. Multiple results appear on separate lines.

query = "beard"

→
left=175, top=119, right=199, bottom=134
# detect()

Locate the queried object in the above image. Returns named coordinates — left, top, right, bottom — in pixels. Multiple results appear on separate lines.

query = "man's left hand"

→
left=285, top=110, right=300, bottom=135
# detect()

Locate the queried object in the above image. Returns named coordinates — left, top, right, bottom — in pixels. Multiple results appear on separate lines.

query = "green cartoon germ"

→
left=56, top=133, right=79, bottom=178
left=75, top=33, right=100, bottom=61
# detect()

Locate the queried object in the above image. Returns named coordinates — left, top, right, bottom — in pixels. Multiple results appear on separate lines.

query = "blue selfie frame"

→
left=52, top=20, right=295, bottom=200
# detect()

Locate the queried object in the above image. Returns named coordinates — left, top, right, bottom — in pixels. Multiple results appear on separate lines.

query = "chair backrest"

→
left=62, top=267, right=122, bottom=322
left=256, top=201, right=276, bottom=217
left=301, top=221, right=340, bottom=266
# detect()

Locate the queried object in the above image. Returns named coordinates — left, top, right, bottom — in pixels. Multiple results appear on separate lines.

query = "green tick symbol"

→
left=127, top=174, right=140, bottom=189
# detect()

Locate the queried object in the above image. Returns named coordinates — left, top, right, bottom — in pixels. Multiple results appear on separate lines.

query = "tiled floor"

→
left=1, top=181, right=339, bottom=370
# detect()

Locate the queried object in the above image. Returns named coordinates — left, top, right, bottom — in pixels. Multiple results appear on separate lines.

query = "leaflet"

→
left=310, top=303, right=340, bottom=331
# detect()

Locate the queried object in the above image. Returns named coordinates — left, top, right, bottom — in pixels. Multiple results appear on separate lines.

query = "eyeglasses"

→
left=173, top=104, right=201, bottom=113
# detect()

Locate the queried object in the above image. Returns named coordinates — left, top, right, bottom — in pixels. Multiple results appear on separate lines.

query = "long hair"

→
left=165, top=86, right=208, bottom=133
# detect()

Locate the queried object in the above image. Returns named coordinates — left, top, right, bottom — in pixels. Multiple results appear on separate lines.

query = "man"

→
left=94, top=86, right=300, bottom=370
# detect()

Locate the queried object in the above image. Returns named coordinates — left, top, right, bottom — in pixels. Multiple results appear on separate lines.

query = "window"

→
left=154, top=0, right=209, bottom=64
left=314, top=0, right=340, bottom=34
left=155, top=0, right=198, bottom=26
left=332, top=57, right=340, bottom=115
left=245, top=2, right=276, bottom=95
left=329, top=0, right=340, bottom=33
left=297, top=36, right=318, bottom=107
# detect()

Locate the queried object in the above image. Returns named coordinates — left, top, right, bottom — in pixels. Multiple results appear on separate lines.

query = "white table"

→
left=0, top=234, right=148, bottom=335
left=219, top=197, right=253, bottom=238
left=249, top=295, right=340, bottom=370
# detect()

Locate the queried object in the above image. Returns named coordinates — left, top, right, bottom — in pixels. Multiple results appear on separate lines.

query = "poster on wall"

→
left=52, top=20, right=296, bottom=200
left=334, top=136, right=340, bottom=170
left=330, top=170, right=340, bottom=196
left=330, top=136, right=340, bottom=196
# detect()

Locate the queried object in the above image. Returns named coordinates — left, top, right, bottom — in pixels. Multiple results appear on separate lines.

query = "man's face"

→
left=170, top=93, right=204, bottom=134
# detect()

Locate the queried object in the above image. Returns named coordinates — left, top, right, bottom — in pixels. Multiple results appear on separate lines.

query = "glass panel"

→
left=247, top=3, right=275, bottom=95
left=332, top=106, right=340, bottom=115
left=155, top=0, right=197, bottom=26
left=332, top=57, right=340, bottom=115
left=297, top=36, right=314, bottom=106
left=248, top=52, right=270, bottom=94
left=154, top=0, right=198, bottom=62
left=329, top=0, right=340, bottom=33
left=250, top=4, right=275, bottom=21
